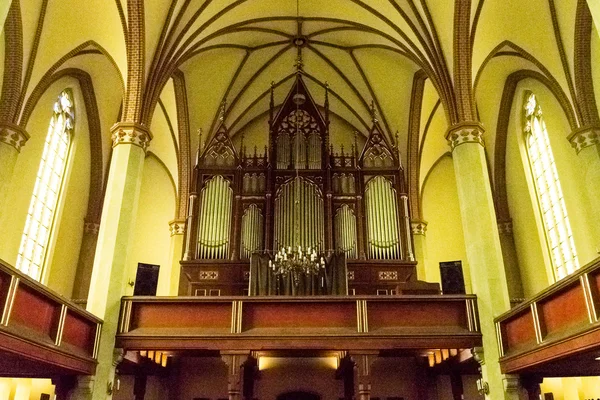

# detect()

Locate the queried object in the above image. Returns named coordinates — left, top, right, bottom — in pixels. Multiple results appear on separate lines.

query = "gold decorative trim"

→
left=0, top=124, right=29, bottom=152
left=169, top=219, right=186, bottom=236
left=110, top=123, right=152, bottom=152
left=84, top=221, right=100, bottom=235
left=411, top=220, right=428, bottom=235
left=198, top=271, right=219, bottom=280
left=378, top=271, right=398, bottom=280
left=445, top=122, right=485, bottom=151
left=497, top=219, right=513, bottom=235
left=568, top=126, right=599, bottom=153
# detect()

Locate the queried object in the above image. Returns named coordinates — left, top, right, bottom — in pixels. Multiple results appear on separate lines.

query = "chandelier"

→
left=269, top=246, right=325, bottom=284
left=268, top=0, right=326, bottom=285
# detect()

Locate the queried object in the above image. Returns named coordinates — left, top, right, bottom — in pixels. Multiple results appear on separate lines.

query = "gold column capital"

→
left=110, top=122, right=152, bottom=152
left=169, top=219, right=186, bottom=236
left=568, top=126, right=599, bottom=153
left=497, top=219, right=513, bottom=235
left=445, top=122, right=485, bottom=151
left=0, top=123, right=29, bottom=152
left=411, top=220, right=428, bottom=235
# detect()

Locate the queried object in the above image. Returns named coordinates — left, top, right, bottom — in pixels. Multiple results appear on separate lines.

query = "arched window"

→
left=16, top=90, right=74, bottom=281
left=523, top=92, right=578, bottom=280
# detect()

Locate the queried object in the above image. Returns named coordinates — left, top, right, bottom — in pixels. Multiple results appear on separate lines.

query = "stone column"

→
left=411, top=220, right=428, bottom=281
left=72, top=220, right=101, bottom=303
left=67, top=376, right=94, bottom=400
left=569, top=127, right=600, bottom=246
left=497, top=219, right=524, bottom=307
left=221, top=351, right=250, bottom=400
left=86, top=123, right=150, bottom=400
left=350, top=352, right=378, bottom=400
left=446, top=123, right=511, bottom=399
left=165, top=219, right=185, bottom=295
left=0, top=124, right=29, bottom=210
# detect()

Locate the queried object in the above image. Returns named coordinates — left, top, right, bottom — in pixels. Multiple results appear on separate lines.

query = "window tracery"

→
left=17, top=90, right=74, bottom=281
left=524, top=92, right=578, bottom=280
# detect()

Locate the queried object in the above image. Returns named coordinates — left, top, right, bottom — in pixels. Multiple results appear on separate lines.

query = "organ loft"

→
left=179, top=69, right=432, bottom=297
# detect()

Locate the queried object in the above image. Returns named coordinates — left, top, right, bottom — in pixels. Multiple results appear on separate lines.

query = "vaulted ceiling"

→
left=2, top=0, right=599, bottom=207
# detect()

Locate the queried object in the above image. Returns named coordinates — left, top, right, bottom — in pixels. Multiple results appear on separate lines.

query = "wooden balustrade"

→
left=0, top=258, right=101, bottom=376
left=116, top=295, right=481, bottom=351
left=495, top=256, right=600, bottom=374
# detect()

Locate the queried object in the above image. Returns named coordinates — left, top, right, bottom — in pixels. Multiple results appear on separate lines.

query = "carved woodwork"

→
left=182, top=75, right=414, bottom=295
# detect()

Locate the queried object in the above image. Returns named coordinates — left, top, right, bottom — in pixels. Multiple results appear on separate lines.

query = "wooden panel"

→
left=130, top=302, right=232, bottom=330
left=242, top=301, right=356, bottom=330
left=10, top=284, right=61, bottom=341
left=502, top=309, right=537, bottom=353
left=367, top=300, right=468, bottom=330
left=538, top=283, right=588, bottom=338
left=0, top=269, right=11, bottom=312
left=62, top=310, right=97, bottom=356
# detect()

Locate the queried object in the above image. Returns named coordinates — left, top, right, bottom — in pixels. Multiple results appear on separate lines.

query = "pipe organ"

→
left=182, top=75, right=416, bottom=294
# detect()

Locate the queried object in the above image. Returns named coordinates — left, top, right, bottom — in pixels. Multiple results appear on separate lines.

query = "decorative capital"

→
left=411, top=220, right=428, bottom=235
left=110, top=122, right=152, bottom=152
left=471, top=346, right=485, bottom=365
left=84, top=221, right=100, bottom=235
left=112, top=348, right=124, bottom=367
left=568, top=126, right=599, bottom=153
left=169, top=219, right=186, bottom=236
left=497, top=219, right=513, bottom=235
left=445, top=122, right=485, bottom=151
left=0, top=124, right=29, bottom=152
left=503, top=374, right=521, bottom=392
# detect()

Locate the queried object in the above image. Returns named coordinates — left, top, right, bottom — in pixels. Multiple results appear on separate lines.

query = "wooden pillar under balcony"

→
left=133, top=373, right=147, bottom=400
left=221, top=351, right=251, bottom=400
left=449, top=370, right=464, bottom=400
left=350, top=352, right=378, bottom=400
left=52, top=376, right=77, bottom=400
left=521, top=375, right=542, bottom=400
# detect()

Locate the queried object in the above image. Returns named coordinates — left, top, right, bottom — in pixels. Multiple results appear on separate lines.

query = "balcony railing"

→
left=0, top=259, right=102, bottom=376
left=116, top=295, right=481, bottom=351
left=495, top=256, right=600, bottom=374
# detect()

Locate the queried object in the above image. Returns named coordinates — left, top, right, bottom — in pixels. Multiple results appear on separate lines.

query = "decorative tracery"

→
left=523, top=92, right=579, bottom=280
left=17, top=90, right=74, bottom=280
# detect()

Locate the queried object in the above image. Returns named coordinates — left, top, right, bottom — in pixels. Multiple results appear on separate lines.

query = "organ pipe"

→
left=365, top=176, right=401, bottom=259
left=241, top=204, right=263, bottom=260
left=335, top=205, right=357, bottom=259
left=198, top=176, right=232, bottom=259
left=274, top=177, right=324, bottom=252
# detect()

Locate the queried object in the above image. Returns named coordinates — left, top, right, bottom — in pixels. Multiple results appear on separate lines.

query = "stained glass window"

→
left=16, top=90, right=74, bottom=281
left=524, top=92, right=578, bottom=280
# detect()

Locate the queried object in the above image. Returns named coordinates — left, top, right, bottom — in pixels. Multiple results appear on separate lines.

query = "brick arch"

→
left=574, top=0, right=600, bottom=127
left=20, top=68, right=104, bottom=223
left=493, top=70, right=577, bottom=222
left=0, top=0, right=23, bottom=125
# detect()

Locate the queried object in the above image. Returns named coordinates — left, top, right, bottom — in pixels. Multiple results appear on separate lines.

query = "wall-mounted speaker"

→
left=439, top=261, right=465, bottom=295
left=133, top=263, right=160, bottom=296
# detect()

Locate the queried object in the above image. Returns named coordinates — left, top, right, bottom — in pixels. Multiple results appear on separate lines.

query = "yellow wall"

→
left=541, top=377, right=600, bottom=400
left=0, top=78, right=90, bottom=298
left=507, top=79, right=599, bottom=297
left=125, top=154, right=176, bottom=296
left=421, top=155, right=471, bottom=292
left=0, top=378, right=54, bottom=400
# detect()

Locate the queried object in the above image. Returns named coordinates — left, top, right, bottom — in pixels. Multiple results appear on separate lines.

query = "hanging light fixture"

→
left=269, top=0, right=325, bottom=285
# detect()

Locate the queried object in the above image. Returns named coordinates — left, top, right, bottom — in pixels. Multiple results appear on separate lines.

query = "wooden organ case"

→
left=180, top=76, right=419, bottom=296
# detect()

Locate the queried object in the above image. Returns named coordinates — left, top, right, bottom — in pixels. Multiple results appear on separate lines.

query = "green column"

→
left=569, top=127, right=600, bottom=245
left=0, top=125, right=29, bottom=211
left=85, top=123, right=151, bottom=400
left=446, top=123, right=513, bottom=399
left=411, top=220, right=428, bottom=281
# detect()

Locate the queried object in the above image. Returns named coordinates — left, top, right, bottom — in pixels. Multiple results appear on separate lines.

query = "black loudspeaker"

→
left=40, top=395, right=50, bottom=400
left=439, top=261, right=465, bottom=294
left=133, top=263, right=160, bottom=296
